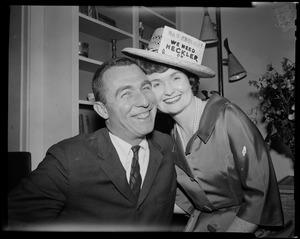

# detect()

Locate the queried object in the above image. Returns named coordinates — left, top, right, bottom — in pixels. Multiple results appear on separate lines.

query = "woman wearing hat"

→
left=122, top=27, right=288, bottom=235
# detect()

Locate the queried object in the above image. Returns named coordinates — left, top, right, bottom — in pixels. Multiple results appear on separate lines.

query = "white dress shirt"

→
left=109, top=132, right=149, bottom=187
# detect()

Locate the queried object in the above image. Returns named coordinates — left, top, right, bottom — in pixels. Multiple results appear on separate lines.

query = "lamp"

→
left=200, top=8, right=247, bottom=96
left=223, top=38, right=247, bottom=82
left=199, top=8, right=218, bottom=44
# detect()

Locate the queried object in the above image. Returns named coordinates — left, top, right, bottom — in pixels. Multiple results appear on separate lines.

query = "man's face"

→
left=101, top=64, right=157, bottom=144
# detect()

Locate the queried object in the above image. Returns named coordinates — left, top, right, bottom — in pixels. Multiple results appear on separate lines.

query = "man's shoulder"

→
left=48, top=128, right=106, bottom=154
left=150, top=130, right=172, bottom=140
left=148, top=130, right=173, bottom=149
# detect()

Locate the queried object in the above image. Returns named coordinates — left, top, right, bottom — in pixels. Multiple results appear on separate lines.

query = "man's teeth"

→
left=164, top=95, right=181, bottom=103
left=136, top=111, right=150, bottom=119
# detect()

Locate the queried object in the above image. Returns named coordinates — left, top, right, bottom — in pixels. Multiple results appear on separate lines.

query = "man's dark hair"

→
left=92, top=57, right=138, bottom=104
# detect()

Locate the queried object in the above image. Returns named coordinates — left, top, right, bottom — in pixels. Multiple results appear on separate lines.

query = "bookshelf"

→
left=8, top=6, right=179, bottom=169
left=75, top=6, right=178, bottom=135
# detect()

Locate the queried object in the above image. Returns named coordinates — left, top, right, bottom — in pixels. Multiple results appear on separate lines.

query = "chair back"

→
left=7, top=151, right=31, bottom=193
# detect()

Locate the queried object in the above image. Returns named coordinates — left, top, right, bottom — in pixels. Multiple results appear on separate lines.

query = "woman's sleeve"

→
left=224, top=103, right=284, bottom=227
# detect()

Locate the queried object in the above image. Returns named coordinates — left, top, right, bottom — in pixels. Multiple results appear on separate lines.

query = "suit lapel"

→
left=137, top=139, right=163, bottom=206
left=96, top=129, right=136, bottom=203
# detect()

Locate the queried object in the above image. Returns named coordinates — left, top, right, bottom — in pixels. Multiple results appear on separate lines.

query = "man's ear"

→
left=93, top=102, right=109, bottom=120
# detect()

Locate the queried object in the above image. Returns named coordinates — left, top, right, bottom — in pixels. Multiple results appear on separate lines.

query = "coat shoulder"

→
left=148, top=130, right=173, bottom=151
left=47, top=129, right=104, bottom=156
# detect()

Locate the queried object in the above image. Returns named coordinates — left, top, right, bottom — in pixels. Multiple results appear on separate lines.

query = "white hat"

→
left=122, top=26, right=215, bottom=78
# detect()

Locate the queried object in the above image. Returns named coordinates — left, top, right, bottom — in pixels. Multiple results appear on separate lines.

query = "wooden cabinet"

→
left=75, top=6, right=178, bottom=135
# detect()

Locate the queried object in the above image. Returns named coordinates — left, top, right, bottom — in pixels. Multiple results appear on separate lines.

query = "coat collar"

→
left=197, top=94, right=229, bottom=143
left=138, top=138, right=163, bottom=205
left=172, top=93, right=229, bottom=158
left=197, top=93, right=229, bottom=144
left=185, top=94, right=229, bottom=155
left=96, top=128, right=163, bottom=205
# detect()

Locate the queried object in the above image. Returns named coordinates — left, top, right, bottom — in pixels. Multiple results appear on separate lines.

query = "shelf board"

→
left=79, top=56, right=103, bottom=73
left=139, top=38, right=149, bottom=45
left=139, top=7, right=176, bottom=29
left=79, top=13, right=133, bottom=42
left=146, top=7, right=176, bottom=23
left=79, top=100, right=94, bottom=106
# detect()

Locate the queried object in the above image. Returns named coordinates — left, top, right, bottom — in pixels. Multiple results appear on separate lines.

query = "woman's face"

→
left=147, top=68, right=194, bottom=115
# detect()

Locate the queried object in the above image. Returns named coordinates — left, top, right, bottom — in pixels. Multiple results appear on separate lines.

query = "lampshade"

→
left=200, top=8, right=218, bottom=44
left=223, top=38, right=247, bottom=82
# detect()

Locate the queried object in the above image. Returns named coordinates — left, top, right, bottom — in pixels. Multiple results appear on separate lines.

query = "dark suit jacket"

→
left=8, top=128, right=177, bottom=230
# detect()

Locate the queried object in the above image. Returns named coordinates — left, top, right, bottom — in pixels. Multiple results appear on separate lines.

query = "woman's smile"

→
left=163, top=95, right=182, bottom=104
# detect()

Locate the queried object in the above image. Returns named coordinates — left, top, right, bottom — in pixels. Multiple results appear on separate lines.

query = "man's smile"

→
left=133, top=110, right=151, bottom=119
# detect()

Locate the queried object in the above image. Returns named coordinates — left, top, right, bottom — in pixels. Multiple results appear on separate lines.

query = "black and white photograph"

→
left=5, top=3, right=297, bottom=237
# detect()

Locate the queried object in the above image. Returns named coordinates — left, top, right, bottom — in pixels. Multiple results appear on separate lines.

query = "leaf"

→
left=266, top=63, right=273, bottom=71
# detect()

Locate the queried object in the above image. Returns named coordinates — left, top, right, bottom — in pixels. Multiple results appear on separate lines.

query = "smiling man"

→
left=92, top=57, right=157, bottom=146
left=7, top=57, right=177, bottom=231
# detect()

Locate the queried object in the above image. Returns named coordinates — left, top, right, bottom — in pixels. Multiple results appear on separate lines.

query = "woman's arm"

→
left=224, top=103, right=284, bottom=227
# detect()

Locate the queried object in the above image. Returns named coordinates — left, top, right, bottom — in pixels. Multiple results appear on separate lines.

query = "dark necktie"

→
left=129, top=145, right=142, bottom=198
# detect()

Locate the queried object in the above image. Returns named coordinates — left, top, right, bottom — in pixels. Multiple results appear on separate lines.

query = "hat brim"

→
left=122, top=47, right=216, bottom=78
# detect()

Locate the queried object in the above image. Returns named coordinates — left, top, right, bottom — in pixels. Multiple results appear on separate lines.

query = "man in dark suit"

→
left=7, top=57, right=177, bottom=231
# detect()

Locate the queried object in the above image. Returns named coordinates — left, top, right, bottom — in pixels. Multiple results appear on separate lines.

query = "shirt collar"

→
left=108, top=132, right=147, bottom=150
left=108, top=132, right=147, bottom=154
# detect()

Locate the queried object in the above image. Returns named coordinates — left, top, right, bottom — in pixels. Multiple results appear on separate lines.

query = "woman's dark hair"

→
left=92, top=57, right=138, bottom=103
left=135, top=57, right=200, bottom=96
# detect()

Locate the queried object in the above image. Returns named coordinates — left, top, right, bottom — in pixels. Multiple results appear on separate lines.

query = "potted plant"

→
left=248, top=58, right=295, bottom=160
